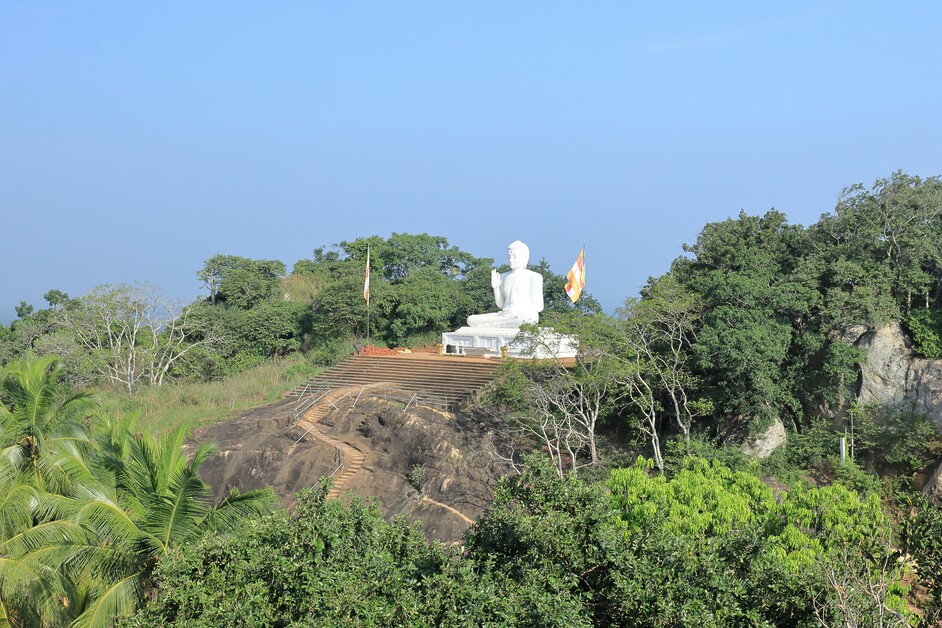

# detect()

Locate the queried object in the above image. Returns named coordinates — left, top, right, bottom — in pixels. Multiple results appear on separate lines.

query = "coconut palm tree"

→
left=0, top=472, right=90, bottom=627
left=66, top=421, right=276, bottom=626
left=0, top=357, right=95, bottom=626
left=0, top=356, right=94, bottom=493
left=1, top=358, right=276, bottom=626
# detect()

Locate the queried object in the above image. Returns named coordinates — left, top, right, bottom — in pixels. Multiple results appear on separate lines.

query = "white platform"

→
left=441, top=326, right=578, bottom=359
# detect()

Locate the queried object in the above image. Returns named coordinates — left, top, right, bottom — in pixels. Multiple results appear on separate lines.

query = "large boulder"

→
left=855, top=323, right=942, bottom=427
left=740, top=416, right=787, bottom=458
left=921, top=461, right=942, bottom=503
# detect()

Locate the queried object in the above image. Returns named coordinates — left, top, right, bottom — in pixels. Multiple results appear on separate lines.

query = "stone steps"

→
left=288, top=355, right=502, bottom=410
left=327, top=442, right=365, bottom=499
left=291, top=387, right=366, bottom=498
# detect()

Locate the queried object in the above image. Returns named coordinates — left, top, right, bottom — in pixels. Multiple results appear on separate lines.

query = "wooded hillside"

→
left=3, top=171, right=942, bottom=625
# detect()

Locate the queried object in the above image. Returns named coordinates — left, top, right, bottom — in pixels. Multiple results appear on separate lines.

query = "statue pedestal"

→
left=441, top=326, right=578, bottom=359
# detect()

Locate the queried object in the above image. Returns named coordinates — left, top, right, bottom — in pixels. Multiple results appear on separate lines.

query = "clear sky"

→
left=2, top=2, right=940, bottom=323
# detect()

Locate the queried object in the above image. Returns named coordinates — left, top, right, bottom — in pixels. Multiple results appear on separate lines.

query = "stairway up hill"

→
left=287, top=354, right=502, bottom=411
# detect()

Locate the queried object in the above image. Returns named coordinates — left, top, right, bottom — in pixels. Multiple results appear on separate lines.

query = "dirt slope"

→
left=188, top=389, right=508, bottom=543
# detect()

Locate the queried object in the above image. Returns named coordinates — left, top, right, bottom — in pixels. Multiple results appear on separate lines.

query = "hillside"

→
left=188, top=388, right=510, bottom=543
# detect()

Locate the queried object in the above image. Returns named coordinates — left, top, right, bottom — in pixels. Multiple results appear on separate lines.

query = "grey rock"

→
left=856, top=323, right=942, bottom=427
left=741, top=416, right=787, bottom=458
left=922, top=461, right=942, bottom=503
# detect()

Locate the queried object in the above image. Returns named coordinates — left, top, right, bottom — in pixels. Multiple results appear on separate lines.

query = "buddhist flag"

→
left=565, top=246, right=585, bottom=303
left=363, top=245, right=371, bottom=304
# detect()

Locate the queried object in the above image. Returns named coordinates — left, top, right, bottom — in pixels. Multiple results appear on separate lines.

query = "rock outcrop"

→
left=740, top=416, right=787, bottom=458
left=855, top=323, right=942, bottom=426
left=922, top=462, right=942, bottom=503
left=189, top=393, right=509, bottom=543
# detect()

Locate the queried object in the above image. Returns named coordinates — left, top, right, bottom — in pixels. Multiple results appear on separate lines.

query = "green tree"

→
left=0, top=358, right=276, bottom=626
left=815, top=172, right=942, bottom=315
left=0, top=357, right=94, bottom=626
left=13, top=302, right=32, bottom=320
left=670, top=208, right=861, bottom=436
left=47, top=284, right=218, bottom=391
left=67, top=418, right=276, bottom=626
left=134, top=481, right=591, bottom=627
left=0, top=474, right=88, bottom=627
left=339, top=232, right=486, bottom=282
left=0, top=356, right=93, bottom=492
left=197, top=255, right=286, bottom=309
left=306, top=234, right=495, bottom=349
left=851, top=402, right=942, bottom=477
left=382, top=268, right=467, bottom=345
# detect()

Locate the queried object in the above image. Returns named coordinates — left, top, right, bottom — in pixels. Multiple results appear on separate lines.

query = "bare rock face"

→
left=189, top=394, right=509, bottom=543
left=740, top=416, right=787, bottom=458
left=856, top=323, right=942, bottom=426
left=922, top=462, right=942, bottom=503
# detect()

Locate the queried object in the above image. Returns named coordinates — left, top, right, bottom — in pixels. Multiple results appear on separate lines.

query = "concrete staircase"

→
left=288, top=354, right=502, bottom=411
left=290, top=386, right=367, bottom=498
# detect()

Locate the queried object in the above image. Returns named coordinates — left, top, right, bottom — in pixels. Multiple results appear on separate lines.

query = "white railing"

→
left=292, top=385, right=331, bottom=424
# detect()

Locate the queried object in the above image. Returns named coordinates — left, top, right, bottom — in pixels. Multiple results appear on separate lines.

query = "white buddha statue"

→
left=467, top=240, right=544, bottom=328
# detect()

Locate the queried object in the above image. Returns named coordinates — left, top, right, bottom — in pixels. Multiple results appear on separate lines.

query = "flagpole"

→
left=365, top=244, right=371, bottom=344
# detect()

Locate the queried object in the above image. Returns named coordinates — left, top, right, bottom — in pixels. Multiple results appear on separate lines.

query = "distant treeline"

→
left=0, top=233, right=598, bottom=392
left=1, top=171, right=940, bottom=441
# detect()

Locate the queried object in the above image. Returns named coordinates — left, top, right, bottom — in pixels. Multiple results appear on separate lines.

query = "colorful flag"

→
left=363, top=245, right=371, bottom=304
left=565, top=246, right=585, bottom=303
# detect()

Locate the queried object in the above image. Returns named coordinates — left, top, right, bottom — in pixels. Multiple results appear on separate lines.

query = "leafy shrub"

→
left=408, top=464, right=425, bottom=491
left=781, top=418, right=840, bottom=471
left=306, top=337, right=355, bottom=366
left=832, top=459, right=885, bottom=497
left=132, top=485, right=591, bottom=626
left=899, top=493, right=942, bottom=614
left=853, top=402, right=942, bottom=477
left=904, top=307, right=942, bottom=358
left=606, top=456, right=905, bottom=624
left=664, top=433, right=752, bottom=473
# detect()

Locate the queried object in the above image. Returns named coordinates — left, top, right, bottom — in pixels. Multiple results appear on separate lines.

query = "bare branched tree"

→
left=811, top=549, right=912, bottom=628
left=49, top=284, right=218, bottom=392
left=613, top=276, right=704, bottom=466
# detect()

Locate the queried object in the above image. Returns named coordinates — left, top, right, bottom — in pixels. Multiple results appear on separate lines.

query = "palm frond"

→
left=73, top=491, right=152, bottom=552
left=71, top=573, right=140, bottom=628
left=202, top=487, right=278, bottom=534
left=0, top=519, right=89, bottom=558
left=0, top=476, right=37, bottom=540
left=0, top=555, right=72, bottom=627
left=150, top=465, right=212, bottom=551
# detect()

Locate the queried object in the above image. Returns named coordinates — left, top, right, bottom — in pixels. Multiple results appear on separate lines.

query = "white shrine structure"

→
left=441, top=241, right=579, bottom=359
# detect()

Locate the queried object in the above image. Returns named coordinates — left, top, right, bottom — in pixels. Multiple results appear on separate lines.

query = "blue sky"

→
left=2, top=2, right=940, bottom=323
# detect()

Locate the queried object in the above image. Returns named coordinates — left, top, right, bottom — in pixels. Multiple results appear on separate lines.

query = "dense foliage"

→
left=4, top=171, right=942, bottom=625
left=671, top=172, right=942, bottom=436
left=492, top=172, right=942, bottom=470
left=134, top=457, right=913, bottom=626
left=0, top=357, right=276, bottom=626
left=0, top=233, right=596, bottom=384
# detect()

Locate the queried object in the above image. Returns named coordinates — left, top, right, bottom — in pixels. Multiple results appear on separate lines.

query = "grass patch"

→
left=91, top=356, right=322, bottom=436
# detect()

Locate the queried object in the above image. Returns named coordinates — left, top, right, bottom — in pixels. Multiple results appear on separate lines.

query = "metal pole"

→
left=850, top=413, right=855, bottom=460
left=365, top=243, right=371, bottom=344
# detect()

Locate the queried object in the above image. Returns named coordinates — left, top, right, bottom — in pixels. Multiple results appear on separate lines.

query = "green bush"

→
left=782, top=418, right=840, bottom=471
left=853, top=402, right=942, bottom=477
left=904, top=307, right=942, bottom=358
left=665, top=433, right=752, bottom=473
left=306, top=337, right=355, bottom=366
left=899, top=493, right=942, bottom=615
